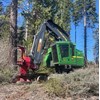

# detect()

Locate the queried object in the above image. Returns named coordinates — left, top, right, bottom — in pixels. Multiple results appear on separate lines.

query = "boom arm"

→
left=30, top=20, right=70, bottom=65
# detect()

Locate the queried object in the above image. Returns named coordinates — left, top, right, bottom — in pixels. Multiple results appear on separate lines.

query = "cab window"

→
left=60, top=44, right=69, bottom=58
left=70, top=44, right=75, bottom=56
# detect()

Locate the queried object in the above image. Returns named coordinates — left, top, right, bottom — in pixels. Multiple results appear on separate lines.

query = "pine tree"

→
left=72, top=0, right=98, bottom=65
left=0, top=2, right=10, bottom=38
left=72, top=0, right=98, bottom=27
left=21, top=0, right=73, bottom=36
left=10, top=0, right=18, bottom=65
left=54, top=0, right=72, bottom=33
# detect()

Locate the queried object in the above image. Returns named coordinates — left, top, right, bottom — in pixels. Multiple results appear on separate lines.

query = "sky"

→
left=1, top=0, right=99, bottom=61
left=70, top=0, right=99, bottom=61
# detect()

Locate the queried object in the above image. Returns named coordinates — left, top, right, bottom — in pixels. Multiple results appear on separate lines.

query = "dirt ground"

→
left=0, top=82, right=99, bottom=100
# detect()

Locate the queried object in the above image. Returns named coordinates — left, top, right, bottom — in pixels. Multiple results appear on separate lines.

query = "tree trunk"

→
left=10, top=0, right=18, bottom=66
left=84, top=0, right=87, bottom=67
left=25, top=1, right=29, bottom=41
left=25, top=20, right=28, bottom=41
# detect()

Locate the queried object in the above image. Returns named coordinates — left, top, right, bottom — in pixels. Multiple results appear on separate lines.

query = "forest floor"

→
left=0, top=39, right=99, bottom=100
left=0, top=67, right=99, bottom=100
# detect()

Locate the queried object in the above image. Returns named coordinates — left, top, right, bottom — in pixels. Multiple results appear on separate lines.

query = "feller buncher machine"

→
left=14, top=20, right=84, bottom=82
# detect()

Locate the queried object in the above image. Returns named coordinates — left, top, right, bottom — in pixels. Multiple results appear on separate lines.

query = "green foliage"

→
left=27, top=1, right=52, bottom=35
left=0, top=2, right=10, bottom=39
left=44, top=78, right=66, bottom=97
left=20, top=0, right=98, bottom=42
left=47, top=67, right=99, bottom=97
left=23, top=38, right=33, bottom=54
left=17, top=26, right=25, bottom=45
left=0, top=67, right=16, bottom=83
left=54, top=0, right=72, bottom=32
left=17, top=26, right=33, bottom=53
left=0, top=15, right=10, bottom=39
left=72, top=0, right=98, bottom=27
left=35, top=65, right=55, bottom=74
left=21, top=0, right=73, bottom=36
left=44, top=67, right=98, bottom=97
left=64, top=68, right=99, bottom=96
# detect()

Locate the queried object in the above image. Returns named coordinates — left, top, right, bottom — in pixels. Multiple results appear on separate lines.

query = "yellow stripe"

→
left=72, top=56, right=83, bottom=58
left=57, top=29, right=67, bottom=41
